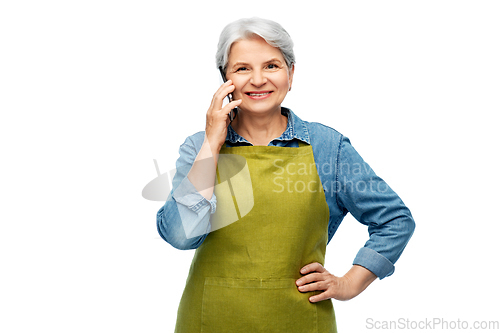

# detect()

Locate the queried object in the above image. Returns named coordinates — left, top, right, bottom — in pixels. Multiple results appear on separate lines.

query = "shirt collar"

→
left=225, top=107, right=311, bottom=145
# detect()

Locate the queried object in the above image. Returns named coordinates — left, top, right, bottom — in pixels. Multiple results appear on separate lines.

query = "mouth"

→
left=245, top=91, right=273, bottom=100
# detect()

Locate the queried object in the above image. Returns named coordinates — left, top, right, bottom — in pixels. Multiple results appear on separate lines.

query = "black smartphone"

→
left=219, top=66, right=238, bottom=122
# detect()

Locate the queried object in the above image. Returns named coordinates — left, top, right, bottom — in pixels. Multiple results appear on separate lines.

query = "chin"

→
left=239, top=102, right=281, bottom=114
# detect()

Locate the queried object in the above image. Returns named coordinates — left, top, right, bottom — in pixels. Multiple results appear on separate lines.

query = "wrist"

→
left=342, top=265, right=377, bottom=298
left=201, top=136, right=221, bottom=164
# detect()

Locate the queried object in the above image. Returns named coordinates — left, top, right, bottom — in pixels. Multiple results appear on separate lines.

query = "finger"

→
left=210, top=81, right=236, bottom=110
left=296, top=272, right=322, bottom=286
left=208, top=80, right=232, bottom=111
left=297, top=281, right=326, bottom=293
left=308, top=291, right=331, bottom=303
left=221, top=99, right=242, bottom=115
left=300, top=262, right=325, bottom=275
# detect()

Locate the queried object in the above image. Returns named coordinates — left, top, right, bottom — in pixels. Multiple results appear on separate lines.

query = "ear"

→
left=288, top=64, right=295, bottom=90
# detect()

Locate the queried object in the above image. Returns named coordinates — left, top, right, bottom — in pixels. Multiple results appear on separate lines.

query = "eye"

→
left=235, top=67, right=248, bottom=72
left=266, top=63, right=281, bottom=70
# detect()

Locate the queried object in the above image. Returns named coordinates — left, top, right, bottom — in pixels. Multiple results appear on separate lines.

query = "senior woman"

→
left=157, top=17, right=415, bottom=333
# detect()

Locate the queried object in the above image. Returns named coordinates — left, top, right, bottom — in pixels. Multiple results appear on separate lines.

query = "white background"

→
left=1, top=0, right=499, bottom=332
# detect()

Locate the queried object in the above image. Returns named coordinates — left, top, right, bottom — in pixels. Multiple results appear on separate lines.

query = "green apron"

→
left=175, top=142, right=337, bottom=333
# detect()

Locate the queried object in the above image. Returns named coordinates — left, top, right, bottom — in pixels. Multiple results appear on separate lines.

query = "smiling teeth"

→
left=248, top=92, right=270, bottom=96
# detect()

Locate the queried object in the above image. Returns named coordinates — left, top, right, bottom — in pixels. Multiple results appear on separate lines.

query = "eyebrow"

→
left=230, top=58, right=283, bottom=70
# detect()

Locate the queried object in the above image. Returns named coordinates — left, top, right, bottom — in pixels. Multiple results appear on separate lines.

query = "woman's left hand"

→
left=295, top=262, right=377, bottom=302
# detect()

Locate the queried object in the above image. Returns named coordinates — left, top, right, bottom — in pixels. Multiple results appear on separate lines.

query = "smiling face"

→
left=226, top=36, right=294, bottom=116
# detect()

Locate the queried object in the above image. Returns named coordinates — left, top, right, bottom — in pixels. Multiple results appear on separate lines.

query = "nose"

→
left=250, top=69, right=267, bottom=87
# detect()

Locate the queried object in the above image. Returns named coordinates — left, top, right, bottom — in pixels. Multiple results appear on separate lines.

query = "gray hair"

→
left=216, top=17, right=295, bottom=74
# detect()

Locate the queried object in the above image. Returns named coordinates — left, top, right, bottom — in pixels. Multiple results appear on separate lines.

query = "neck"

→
left=231, top=107, right=287, bottom=146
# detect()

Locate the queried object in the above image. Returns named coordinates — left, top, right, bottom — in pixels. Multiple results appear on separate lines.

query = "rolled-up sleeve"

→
left=336, top=136, right=415, bottom=279
left=156, top=134, right=216, bottom=250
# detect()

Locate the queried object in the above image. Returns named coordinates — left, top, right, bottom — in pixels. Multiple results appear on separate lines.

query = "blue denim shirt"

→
left=157, top=108, right=415, bottom=279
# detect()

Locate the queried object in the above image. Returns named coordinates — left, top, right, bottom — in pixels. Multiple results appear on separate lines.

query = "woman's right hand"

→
left=187, top=81, right=241, bottom=200
left=204, top=80, right=242, bottom=153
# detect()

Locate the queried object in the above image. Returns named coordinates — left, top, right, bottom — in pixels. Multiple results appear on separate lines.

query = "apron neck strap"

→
left=222, top=141, right=308, bottom=148
left=297, top=140, right=308, bottom=147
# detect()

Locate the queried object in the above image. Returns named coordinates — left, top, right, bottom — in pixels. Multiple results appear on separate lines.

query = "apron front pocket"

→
left=201, top=277, right=318, bottom=333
